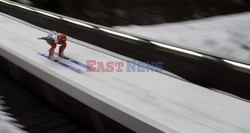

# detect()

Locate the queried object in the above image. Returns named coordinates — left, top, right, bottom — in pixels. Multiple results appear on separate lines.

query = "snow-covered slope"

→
left=1, top=12, right=250, bottom=133
left=115, top=12, right=250, bottom=63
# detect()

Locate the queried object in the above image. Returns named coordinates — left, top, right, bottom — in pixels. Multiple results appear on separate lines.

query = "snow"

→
left=0, top=97, right=26, bottom=133
left=1, top=12, right=250, bottom=133
left=16, top=0, right=32, bottom=6
left=114, top=12, right=250, bottom=63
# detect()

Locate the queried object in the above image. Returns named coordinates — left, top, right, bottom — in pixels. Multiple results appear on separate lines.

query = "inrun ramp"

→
left=0, top=12, right=250, bottom=133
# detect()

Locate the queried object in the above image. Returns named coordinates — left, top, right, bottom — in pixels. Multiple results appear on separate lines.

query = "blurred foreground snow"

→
left=16, top=0, right=32, bottom=5
left=115, top=12, right=250, bottom=63
left=0, top=97, right=25, bottom=133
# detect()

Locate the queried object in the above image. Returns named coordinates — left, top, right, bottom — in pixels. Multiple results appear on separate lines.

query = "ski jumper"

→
left=46, top=32, right=67, bottom=58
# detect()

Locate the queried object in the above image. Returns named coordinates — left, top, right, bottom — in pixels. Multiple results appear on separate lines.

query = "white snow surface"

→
left=1, top=12, right=250, bottom=133
left=114, top=12, right=250, bottom=63
left=0, top=97, right=26, bottom=133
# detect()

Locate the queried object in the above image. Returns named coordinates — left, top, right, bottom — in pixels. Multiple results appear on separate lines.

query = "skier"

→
left=38, top=31, right=67, bottom=60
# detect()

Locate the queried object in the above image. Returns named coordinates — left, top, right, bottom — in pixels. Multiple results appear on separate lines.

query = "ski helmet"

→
left=58, top=33, right=67, bottom=43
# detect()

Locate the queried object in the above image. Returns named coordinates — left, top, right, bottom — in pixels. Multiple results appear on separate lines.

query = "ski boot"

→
left=49, top=55, right=55, bottom=61
left=59, top=53, right=68, bottom=59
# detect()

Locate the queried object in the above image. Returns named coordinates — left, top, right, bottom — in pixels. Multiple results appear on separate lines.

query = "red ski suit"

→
left=46, top=32, right=67, bottom=58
